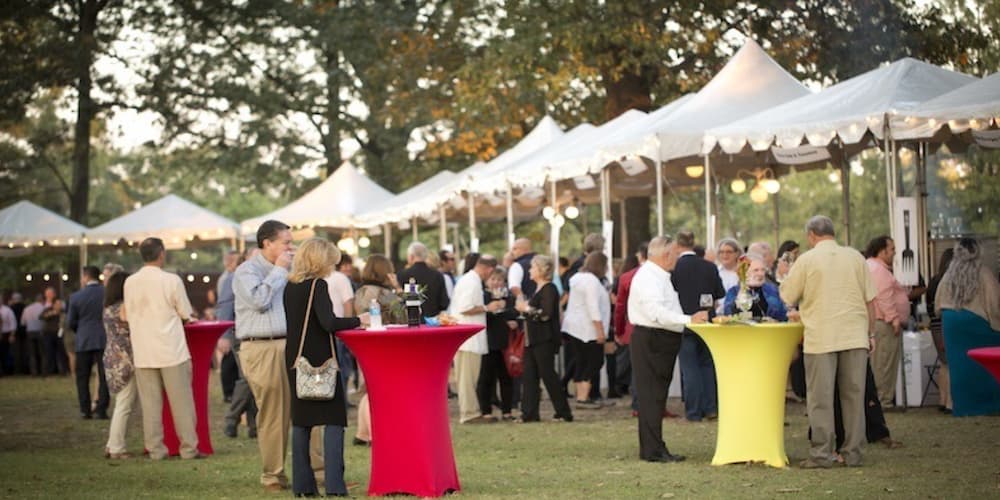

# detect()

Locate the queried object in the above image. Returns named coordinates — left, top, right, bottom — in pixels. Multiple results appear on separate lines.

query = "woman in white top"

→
left=716, top=238, right=742, bottom=293
left=562, top=252, right=611, bottom=409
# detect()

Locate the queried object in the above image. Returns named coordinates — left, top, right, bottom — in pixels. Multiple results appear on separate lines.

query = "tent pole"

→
left=619, top=200, right=628, bottom=259
left=600, top=169, right=609, bottom=224
left=917, top=142, right=930, bottom=283
left=468, top=192, right=477, bottom=252
left=506, top=181, right=515, bottom=251
left=840, top=158, right=851, bottom=246
left=79, top=237, right=87, bottom=267
left=383, top=223, right=391, bottom=259
left=773, top=191, right=780, bottom=249
left=704, top=155, right=713, bottom=248
left=883, top=116, right=896, bottom=238
left=655, top=162, right=664, bottom=237
left=412, top=217, right=418, bottom=241
left=438, top=204, right=447, bottom=252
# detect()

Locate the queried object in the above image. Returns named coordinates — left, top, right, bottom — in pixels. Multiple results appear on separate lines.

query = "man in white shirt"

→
left=450, top=254, right=504, bottom=423
left=123, top=237, right=202, bottom=460
left=628, top=236, right=708, bottom=463
left=326, top=254, right=356, bottom=396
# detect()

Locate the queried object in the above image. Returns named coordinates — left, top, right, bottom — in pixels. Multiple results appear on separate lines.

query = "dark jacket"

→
left=68, top=283, right=106, bottom=352
left=670, top=253, right=725, bottom=332
left=397, top=261, right=450, bottom=318
left=284, top=279, right=360, bottom=427
left=484, top=291, right=517, bottom=351
left=514, top=252, right=537, bottom=298
left=524, top=282, right=561, bottom=347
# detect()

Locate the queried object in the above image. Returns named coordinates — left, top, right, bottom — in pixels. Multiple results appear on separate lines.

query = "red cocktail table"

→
left=337, top=324, right=482, bottom=497
left=968, top=347, right=1000, bottom=385
left=163, top=320, right=233, bottom=456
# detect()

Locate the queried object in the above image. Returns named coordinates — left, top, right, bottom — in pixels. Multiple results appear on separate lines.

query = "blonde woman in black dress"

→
left=284, top=238, right=366, bottom=497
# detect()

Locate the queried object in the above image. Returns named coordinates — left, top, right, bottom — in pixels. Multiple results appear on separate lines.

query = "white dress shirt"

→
left=562, top=272, right=610, bottom=342
left=507, top=262, right=525, bottom=293
left=450, top=270, right=487, bottom=354
left=627, top=261, right=690, bottom=333
left=325, top=271, right=355, bottom=317
left=21, top=302, right=44, bottom=332
left=0, top=305, right=15, bottom=334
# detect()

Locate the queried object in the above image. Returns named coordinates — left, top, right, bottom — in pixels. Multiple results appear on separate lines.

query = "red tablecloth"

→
left=337, top=324, right=482, bottom=497
left=162, top=320, right=233, bottom=456
left=968, top=347, right=1000, bottom=384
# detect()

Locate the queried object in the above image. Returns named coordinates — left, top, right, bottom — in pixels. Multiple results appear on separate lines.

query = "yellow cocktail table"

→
left=686, top=322, right=804, bottom=468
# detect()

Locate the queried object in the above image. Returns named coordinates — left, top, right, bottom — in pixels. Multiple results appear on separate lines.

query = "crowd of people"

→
left=1, top=212, right=998, bottom=493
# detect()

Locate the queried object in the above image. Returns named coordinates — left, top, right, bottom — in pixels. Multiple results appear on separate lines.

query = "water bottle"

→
left=368, top=299, right=384, bottom=331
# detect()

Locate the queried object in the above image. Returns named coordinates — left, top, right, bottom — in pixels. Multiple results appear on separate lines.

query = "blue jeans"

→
left=292, top=425, right=347, bottom=496
left=335, top=339, right=354, bottom=391
left=679, top=332, right=717, bottom=421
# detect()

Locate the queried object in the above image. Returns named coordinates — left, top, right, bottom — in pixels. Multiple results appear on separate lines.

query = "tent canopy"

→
left=241, top=162, right=395, bottom=233
left=707, top=57, right=977, bottom=154
left=87, top=194, right=239, bottom=247
left=357, top=170, right=458, bottom=226
left=655, top=38, right=811, bottom=166
left=890, top=71, right=1000, bottom=141
left=0, top=200, right=88, bottom=248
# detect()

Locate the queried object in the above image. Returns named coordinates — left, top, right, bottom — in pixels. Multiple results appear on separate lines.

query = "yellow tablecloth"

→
left=687, top=322, right=804, bottom=468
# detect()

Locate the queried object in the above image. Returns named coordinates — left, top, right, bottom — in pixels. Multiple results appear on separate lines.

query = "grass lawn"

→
left=1, top=373, right=997, bottom=499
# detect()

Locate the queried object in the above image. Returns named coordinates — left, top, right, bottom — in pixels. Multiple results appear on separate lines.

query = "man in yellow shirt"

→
left=780, top=216, right=876, bottom=468
left=124, top=237, right=201, bottom=460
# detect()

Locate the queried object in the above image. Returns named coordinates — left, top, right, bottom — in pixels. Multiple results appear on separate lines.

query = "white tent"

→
left=241, top=162, right=395, bottom=234
left=890, top=71, right=1000, bottom=142
left=357, top=170, right=458, bottom=226
left=402, top=116, right=564, bottom=222
left=0, top=200, right=87, bottom=248
left=656, top=38, right=811, bottom=167
left=87, top=194, right=239, bottom=247
left=705, top=57, right=977, bottom=154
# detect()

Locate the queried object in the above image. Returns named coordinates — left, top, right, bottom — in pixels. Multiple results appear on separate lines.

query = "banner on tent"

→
left=972, top=129, right=1000, bottom=149
left=892, top=197, right=919, bottom=286
left=619, top=157, right=648, bottom=176
left=771, top=145, right=831, bottom=165
left=573, top=175, right=597, bottom=190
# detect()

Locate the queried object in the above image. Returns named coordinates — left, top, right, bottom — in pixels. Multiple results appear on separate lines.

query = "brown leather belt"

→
left=242, top=335, right=286, bottom=342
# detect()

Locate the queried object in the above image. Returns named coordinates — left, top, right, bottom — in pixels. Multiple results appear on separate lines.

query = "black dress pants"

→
left=477, top=350, right=512, bottom=415
left=75, top=349, right=109, bottom=416
left=631, top=326, right=682, bottom=460
left=220, top=350, right=238, bottom=400
left=521, top=341, right=572, bottom=421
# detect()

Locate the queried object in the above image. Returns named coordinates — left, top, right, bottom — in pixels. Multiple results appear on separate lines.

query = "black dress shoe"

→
left=352, top=437, right=370, bottom=447
left=644, top=452, right=686, bottom=463
left=224, top=424, right=238, bottom=438
left=95, top=412, right=110, bottom=420
left=81, top=413, right=92, bottom=420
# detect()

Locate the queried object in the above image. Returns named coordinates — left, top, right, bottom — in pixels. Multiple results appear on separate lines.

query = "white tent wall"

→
left=0, top=201, right=88, bottom=249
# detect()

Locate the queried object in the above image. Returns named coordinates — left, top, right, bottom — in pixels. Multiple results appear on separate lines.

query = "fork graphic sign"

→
left=893, top=197, right=919, bottom=286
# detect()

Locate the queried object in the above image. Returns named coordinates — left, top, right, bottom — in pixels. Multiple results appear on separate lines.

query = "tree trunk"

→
left=604, top=69, right=654, bottom=255
left=70, top=1, right=100, bottom=224
left=323, top=47, right=342, bottom=176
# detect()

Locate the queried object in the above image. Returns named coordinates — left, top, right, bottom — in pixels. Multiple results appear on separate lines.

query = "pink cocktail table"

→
left=163, top=320, right=233, bottom=456
left=338, top=324, right=482, bottom=497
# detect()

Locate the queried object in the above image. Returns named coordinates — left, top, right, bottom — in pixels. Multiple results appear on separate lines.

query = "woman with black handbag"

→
left=284, top=238, right=366, bottom=497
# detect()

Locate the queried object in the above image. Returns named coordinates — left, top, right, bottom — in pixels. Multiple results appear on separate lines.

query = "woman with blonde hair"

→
left=351, top=254, right=404, bottom=446
left=284, top=238, right=366, bottom=497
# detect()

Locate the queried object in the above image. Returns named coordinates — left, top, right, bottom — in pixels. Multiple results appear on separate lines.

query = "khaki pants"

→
left=135, top=361, right=199, bottom=459
left=871, top=320, right=900, bottom=406
left=454, top=351, right=482, bottom=423
left=105, top=377, right=138, bottom=454
left=240, top=339, right=291, bottom=487
left=804, top=348, right=868, bottom=466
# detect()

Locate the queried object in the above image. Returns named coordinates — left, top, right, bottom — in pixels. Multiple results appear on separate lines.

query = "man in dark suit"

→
left=396, top=241, right=450, bottom=319
left=670, top=230, right=725, bottom=422
left=67, top=265, right=110, bottom=419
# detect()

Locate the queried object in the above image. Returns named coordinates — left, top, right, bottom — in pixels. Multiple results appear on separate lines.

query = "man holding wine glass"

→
left=670, top=230, right=726, bottom=422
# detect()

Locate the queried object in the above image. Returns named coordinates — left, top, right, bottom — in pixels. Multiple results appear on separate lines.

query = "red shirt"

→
left=614, top=267, right=639, bottom=345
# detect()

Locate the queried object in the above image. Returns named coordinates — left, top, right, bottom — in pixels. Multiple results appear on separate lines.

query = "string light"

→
left=25, top=274, right=32, bottom=282
left=43, top=274, right=50, bottom=281
left=685, top=165, right=704, bottom=178
left=202, top=276, right=210, bottom=284
left=564, top=206, right=579, bottom=219
left=61, top=274, right=69, bottom=282
left=358, top=236, right=371, bottom=248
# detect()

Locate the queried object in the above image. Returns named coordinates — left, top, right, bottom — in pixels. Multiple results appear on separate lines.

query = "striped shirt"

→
left=233, top=253, right=289, bottom=340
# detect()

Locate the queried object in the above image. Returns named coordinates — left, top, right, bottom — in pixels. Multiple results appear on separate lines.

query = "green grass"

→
left=1, top=374, right=998, bottom=499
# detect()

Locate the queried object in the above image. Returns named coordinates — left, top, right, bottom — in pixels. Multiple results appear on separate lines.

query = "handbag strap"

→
left=293, top=279, right=339, bottom=370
